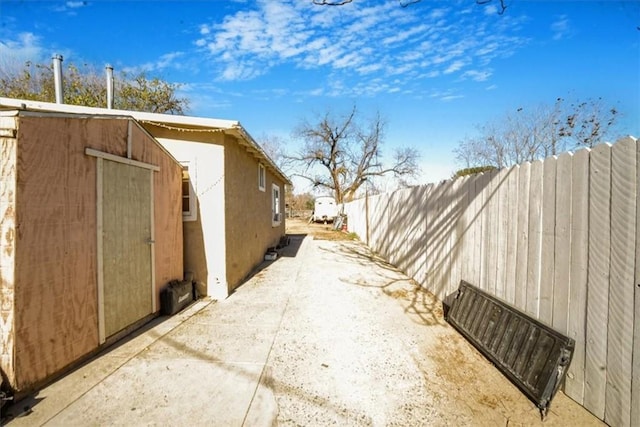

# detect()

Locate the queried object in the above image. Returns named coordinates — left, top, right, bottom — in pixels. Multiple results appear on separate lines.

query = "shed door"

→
left=100, top=159, right=153, bottom=340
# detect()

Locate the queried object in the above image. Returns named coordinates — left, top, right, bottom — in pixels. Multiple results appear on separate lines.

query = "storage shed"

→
left=0, top=98, right=292, bottom=301
left=0, top=107, right=184, bottom=395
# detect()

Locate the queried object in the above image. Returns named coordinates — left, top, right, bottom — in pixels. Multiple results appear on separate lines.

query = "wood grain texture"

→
left=14, top=116, right=99, bottom=389
left=514, top=162, right=531, bottom=312
left=565, top=148, right=590, bottom=404
left=0, top=135, right=17, bottom=386
left=605, top=137, right=636, bottom=427
left=585, top=142, right=612, bottom=419
left=504, top=166, right=519, bottom=306
left=539, top=156, right=557, bottom=326
left=632, top=137, right=640, bottom=427
left=552, top=152, right=572, bottom=335
left=526, top=160, right=543, bottom=317
left=482, top=170, right=498, bottom=296
left=494, top=168, right=510, bottom=300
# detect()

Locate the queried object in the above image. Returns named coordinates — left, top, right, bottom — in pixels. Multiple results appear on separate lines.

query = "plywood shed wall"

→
left=0, top=112, right=183, bottom=393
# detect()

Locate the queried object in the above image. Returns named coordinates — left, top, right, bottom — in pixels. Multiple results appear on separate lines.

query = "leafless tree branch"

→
left=289, top=106, right=420, bottom=203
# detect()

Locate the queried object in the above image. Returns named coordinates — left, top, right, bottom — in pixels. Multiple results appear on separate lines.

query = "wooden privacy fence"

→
left=343, top=137, right=639, bottom=427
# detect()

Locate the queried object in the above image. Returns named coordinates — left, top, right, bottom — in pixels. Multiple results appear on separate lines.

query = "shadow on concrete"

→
left=280, top=233, right=306, bottom=258
left=320, top=242, right=447, bottom=328
left=237, top=234, right=307, bottom=288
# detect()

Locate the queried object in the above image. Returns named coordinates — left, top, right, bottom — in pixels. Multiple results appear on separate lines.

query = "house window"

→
left=258, top=163, right=266, bottom=192
left=272, top=184, right=281, bottom=227
left=182, top=165, right=197, bottom=222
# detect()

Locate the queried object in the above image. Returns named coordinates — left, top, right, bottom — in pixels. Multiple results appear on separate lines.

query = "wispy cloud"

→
left=122, top=51, right=186, bottom=74
left=192, top=0, right=528, bottom=97
left=52, top=0, right=88, bottom=14
left=462, top=69, right=492, bottom=82
left=551, top=15, right=571, bottom=40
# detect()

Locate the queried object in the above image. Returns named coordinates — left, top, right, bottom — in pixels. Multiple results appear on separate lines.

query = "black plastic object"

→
left=161, top=280, right=194, bottom=315
left=445, top=281, right=574, bottom=419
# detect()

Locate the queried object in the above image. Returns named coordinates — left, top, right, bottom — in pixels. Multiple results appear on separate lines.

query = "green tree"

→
left=0, top=61, right=189, bottom=114
left=453, top=166, right=497, bottom=178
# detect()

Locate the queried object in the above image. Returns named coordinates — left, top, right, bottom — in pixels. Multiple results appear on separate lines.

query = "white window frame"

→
left=258, top=163, right=266, bottom=192
left=181, top=164, right=197, bottom=222
left=272, top=183, right=281, bottom=227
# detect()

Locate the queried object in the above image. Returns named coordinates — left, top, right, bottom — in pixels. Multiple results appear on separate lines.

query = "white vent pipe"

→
left=52, top=54, right=64, bottom=104
left=105, top=65, right=114, bottom=109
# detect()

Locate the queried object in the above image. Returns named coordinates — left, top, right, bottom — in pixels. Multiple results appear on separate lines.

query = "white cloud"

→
left=0, top=33, right=48, bottom=73
left=551, top=15, right=571, bottom=40
left=483, top=4, right=498, bottom=16
left=444, top=60, right=466, bottom=74
left=52, top=0, right=87, bottom=13
left=441, top=94, right=464, bottom=101
left=462, top=69, right=492, bottom=82
left=193, top=0, right=528, bottom=96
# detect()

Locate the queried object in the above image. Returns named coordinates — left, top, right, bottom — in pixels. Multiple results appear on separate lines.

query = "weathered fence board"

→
left=459, top=176, right=474, bottom=288
left=495, top=168, right=510, bottom=300
left=526, top=160, right=543, bottom=317
left=514, top=162, right=531, bottom=312
left=483, top=170, right=499, bottom=296
left=633, top=137, right=640, bottom=427
left=552, top=152, right=572, bottom=335
left=585, top=143, right=611, bottom=419
left=565, top=147, right=590, bottom=404
left=539, top=156, right=557, bottom=326
left=504, top=166, right=519, bottom=305
left=449, top=178, right=465, bottom=296
left=605, top=138, right=636, bottom=427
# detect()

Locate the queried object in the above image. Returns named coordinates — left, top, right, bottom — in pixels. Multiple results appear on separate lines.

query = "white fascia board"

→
left=0, top=97, right=238, bottom=129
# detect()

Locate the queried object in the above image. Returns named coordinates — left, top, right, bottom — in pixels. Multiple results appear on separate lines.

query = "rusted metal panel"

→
left=445, top=281, right=574, bottom=418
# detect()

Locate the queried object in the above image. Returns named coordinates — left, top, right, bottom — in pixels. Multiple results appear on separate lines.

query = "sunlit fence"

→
left=344, top=136, right=638, bottom=426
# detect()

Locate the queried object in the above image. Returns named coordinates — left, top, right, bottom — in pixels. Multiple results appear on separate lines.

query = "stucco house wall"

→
left=0, top=111, right=183, bottom=394
left=154, top=133, right=228, bottom=299
left=224, top=135, right=287, bottom=291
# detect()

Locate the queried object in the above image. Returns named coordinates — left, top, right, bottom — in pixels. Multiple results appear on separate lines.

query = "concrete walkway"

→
left=2, top=235, right=603, bottom=426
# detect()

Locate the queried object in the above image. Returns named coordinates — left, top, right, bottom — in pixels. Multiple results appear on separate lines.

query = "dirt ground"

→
left=286, top=217, right=357, bottom=241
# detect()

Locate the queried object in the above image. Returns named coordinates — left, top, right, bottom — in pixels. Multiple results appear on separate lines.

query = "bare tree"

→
left=289, top=106, right=420, bottom=203
left=313, top=0, right=508, bottom=13
left=454, top=97, right=620, bottom=169
left=256, top=133, right=291, bottom=172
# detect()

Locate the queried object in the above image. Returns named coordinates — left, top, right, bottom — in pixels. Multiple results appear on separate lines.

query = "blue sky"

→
left=1, top=0, right=639, bottom=188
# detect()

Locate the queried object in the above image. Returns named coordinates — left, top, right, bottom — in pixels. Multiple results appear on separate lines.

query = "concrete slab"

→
left=146, top=321, right=278, bottom=364
left=45, top=359, right=265, bottom=426
left=1, top=234, right=604, bottom=427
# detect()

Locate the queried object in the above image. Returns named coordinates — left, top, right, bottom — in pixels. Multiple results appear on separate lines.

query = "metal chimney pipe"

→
left=52, top=54, right=64, bottom=104
left=105, top=65, right=114, bottom=109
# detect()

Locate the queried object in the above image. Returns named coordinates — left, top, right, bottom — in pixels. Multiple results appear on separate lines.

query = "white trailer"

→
left=312, top=196, right=338, bottom=223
